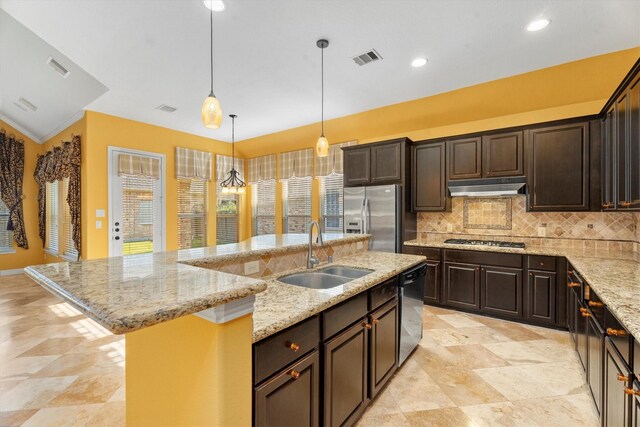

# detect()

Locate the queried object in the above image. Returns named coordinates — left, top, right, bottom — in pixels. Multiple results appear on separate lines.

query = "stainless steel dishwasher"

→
left=398, top=263, right=426, bottom=365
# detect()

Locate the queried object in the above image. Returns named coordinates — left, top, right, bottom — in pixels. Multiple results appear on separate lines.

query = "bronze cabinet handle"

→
left=581, top=312, right=591, bottom=318
left=602, top=202, right=614, bottom=209
left=620, top=201, right=631, bottom=207
left=617, top=373, right=629, bottom=382
left=624, top=388, right=640, bottom=396
left=579, top=307, right=588, bottom=314
left=567, top=283, right=580, bottom=288
left=607, top=328, right=627, bottom=337
left=588, top=301, right=604, bottom=308
left=362, top=322, right=372, bottom=330
left=290, top=370, right=301, bottom=380
left=372, top=318, right=379, bottom=324
left=286, top=341, right=300, bottom=352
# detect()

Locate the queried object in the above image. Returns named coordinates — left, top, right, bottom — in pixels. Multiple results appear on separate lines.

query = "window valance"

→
left=247, top=154, right=276, bottom=184
left=216, top=155, right=245, bottom=182
left=118, top=154, right=161, bottom=180
left=315, top=141, right=357, bottom=177
left=0, top=130, right=28, bottom=249
left=279, top=148, right=313, bottom=181
left=175, top=147, right=212, bottom=181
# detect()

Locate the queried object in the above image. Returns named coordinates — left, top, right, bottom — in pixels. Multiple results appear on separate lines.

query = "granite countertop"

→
left=405, top=239, right=640, bottom=339
left=252, top=251, right=426, bottom=342
left=24, top=233, right=369, bottom=335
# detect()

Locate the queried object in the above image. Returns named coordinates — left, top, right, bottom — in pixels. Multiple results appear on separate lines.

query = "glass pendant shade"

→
left=316, top=136, right=329, bottom=157
left=202, top=94, right=222, bottom=129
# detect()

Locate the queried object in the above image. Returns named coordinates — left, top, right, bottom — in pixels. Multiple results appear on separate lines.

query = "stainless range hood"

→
left=448, top=176, right=526, bottom=197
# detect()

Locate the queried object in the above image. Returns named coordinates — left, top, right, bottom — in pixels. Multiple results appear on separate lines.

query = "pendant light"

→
left=220, top=114, right=246, bottom=194
left=202, top=4, right=222, bottom=128
left=316, top=39, right=329, bottom=157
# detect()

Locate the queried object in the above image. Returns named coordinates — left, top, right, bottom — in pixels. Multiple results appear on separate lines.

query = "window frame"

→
left=319, top=173, right=344, bottom=233
left=282, top=176, right=312, bottom=234
left=177, top=178, right=208, bottom=250
left=215, top=180, right=239, bottom=245
left=0, top=198, right=13, bottom=253
left=252, top=179, right=276, bottom=236
left=45, top=180, right=60, bottom=255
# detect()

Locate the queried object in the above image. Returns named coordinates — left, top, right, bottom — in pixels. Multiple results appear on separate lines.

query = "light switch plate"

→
left=447, top=224, right=454, bottom=232
left=537, top=226, right=546, bottom=237
left=244, top=261, right=260, bottom=275
left=96, top=209, right=105, bottom=218
left=96, top=220, right=102, bottom=229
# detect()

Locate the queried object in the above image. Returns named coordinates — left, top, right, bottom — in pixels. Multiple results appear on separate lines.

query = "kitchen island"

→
left=23, top=233, right=424, bottom=426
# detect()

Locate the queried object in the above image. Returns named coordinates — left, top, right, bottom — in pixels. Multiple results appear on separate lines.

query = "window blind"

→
left=283, top=177, right=312, bottom=233
left=46, top=180, right=59, bottom=253
left=178, top=178, right=208, bottom=249
left=253, top=180, right=276, bottom=236
left=121, top=175, right=155, bottom=255
left=62, top=178, right=78, bottom=258
left=0, top=199, right=11, bottom=251
left=320, top=174, right=344, bottom=232
left=216, top=180, right=239, bottom=245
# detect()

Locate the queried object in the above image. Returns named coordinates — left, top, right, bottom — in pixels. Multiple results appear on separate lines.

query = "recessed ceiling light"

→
left=411, top=58, right=428, bottom=68
left=527, top=19, right=550, bottom=32
left=203, top=0, right=225, bottom=12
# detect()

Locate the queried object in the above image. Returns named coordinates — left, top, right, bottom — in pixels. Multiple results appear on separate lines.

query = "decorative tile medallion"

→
left=463, top=198, right=512, bottom=230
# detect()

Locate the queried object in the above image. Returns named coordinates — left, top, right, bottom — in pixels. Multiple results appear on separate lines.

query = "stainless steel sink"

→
left=316, top=266, right=373, bottom=279
left=278, top=273, right=351, bottom=289
left=278, top=266, right=373, bottom=289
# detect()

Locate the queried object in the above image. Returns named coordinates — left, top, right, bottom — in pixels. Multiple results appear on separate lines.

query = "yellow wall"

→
left=0, top=120, right=44, bottom=271
left=235, top=47, right=640, bottom=238
left=82, top=111, right=243, bottom=260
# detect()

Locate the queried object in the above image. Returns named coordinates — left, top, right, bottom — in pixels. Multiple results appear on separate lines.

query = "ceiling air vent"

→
left=18, top=97, right=37, bottom=111
left=13, top=102, right=28, bottom=112
left=46, top=56, right=70, bottom=78
left=156, top=104, right=177, bottom=113
left=351, top=49, right=382, bottom=66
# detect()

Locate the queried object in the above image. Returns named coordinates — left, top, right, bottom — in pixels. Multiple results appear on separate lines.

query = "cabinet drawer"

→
left=527, top=255, right=556, bottom=272
left=323, top=292, right=368, bottom=340
left=584, top=286, right=606, bottom=326
left=444, top=249, right=522, bottom=268
left=604, top=308, right=633, bottom=368
left=404, top=246, right=440, bottom=260
left=368, top=277, right=398, bottom=311
left=254, top=316, right=321, bottom=385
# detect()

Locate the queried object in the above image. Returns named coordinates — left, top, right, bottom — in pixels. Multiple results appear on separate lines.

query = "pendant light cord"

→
left=210, top=5, right=214, bottom=94
left=231, top=115, right=235, bottom=170
left=321, top=44, right=324, bottom=137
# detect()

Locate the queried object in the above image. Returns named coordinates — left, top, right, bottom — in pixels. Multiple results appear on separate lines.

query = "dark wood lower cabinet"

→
left=369, top=300, right=398, bottom=399
left=444, top=262, right=480, bottom=311
left=526, top=270, right=556, bottom=325
left=480, top=266, right=522, bottom=319
left=424, top=260, right=441, bottom=304
left=603, top=337, right=632, bottom=427
left=254, top=351, right=320, bottom=427
left=324, top=321, right=369, bottom=427
left=576, top=298, right=588, bottom=372
left=632, top=382, right=640, bottom=427
left=586, top=308, right=605, bottom=419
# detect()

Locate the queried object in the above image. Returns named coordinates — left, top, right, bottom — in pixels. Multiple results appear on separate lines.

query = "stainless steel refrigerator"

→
left=343, top=184, right=415, bottom=253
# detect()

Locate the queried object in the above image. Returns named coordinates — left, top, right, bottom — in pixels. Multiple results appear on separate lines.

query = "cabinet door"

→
left=586, top=309, right=605, bottom=419
left=324, top=320, right=369, bottom=427
left=343, top=147, right=371, bottom=187
left=369, top=299, right=398, bottom=399
left=481, top=266, right=522, bottom=319
left=447, top=137, right=482, bottom=180
left=424, top=260, right=441, bottom=304
left=254, top=351, right=320, bottom=427
left=628, top=75, right=640, bottom=209
left=526, top=122, right=590, bottom=211
left=482, top=131, right=524, bottom=177
left=371, top=142, right=402, bottom=184
left=526, top=270, right=556, bottom=325
left=632, top=382, right=640, bottom=427
left=444, top=262, right=480, bottom=311
left=616, top=90, right=629, bottom=209
left=413, top=142, right=448, bottom=211
left=602, top=107, right=617, bottom=210
left=576, top=298, right=588, bottom=372
left=568, top=286, right=577, bottom=346
left=603, top=338, right=632, bottom=427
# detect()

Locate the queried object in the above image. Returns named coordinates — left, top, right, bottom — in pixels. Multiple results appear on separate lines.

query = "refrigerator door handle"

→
left=364, top=198, right=371, bottom=234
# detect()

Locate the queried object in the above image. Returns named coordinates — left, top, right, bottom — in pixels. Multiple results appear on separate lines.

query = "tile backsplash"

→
left=418, top=196, right=637, bottom=243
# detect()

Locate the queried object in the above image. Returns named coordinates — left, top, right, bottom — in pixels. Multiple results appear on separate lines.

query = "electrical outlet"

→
left=96, top=209, right=105, bottom=218
left=356, top=241, right=364, bottom=250
left=447, top=224, right=453, bottom=232
left=244, top=261, right=259, bottom=275
left=537, top=226, right=546, bottom=237
left=96, top=220, right=102, bottom=229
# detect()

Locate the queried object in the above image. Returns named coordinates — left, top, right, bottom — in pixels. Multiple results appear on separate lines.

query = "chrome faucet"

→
left=307, top=221, right=324, bottom=269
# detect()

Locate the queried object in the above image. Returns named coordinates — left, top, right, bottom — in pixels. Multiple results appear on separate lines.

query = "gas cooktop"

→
left=444, top=239, right=526, bottom=249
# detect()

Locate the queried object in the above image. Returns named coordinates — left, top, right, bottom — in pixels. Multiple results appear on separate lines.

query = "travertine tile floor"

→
left=0, top=274, right=598, bottom=426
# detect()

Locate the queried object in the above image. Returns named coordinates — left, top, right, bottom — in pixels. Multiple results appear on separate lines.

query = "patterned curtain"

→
left=33, top=136, right=82, bottom=257
left=0, top=130, right=28, bottom=249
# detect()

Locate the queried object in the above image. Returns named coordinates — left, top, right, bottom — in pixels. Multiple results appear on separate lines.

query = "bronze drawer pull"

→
left=579, top=307, right=588, bottom=314
left=617, top=373, right=629, bottom=382
left=588, top=301, right=604, bottom=308
left=568, top=270, right=575, bottom=275
left=607, top=328, right=627, bottom=337
left=362, top=322, right=372, bottom=330
left=624, top=388, right=640, bottom=397
left=372, top=319, right=379, bottom=324
left=286, top=341, right=300, bottom=352
left=620, top=201, right=631, bottom=207
left=290, top=370, right=301, bottom=380
left=567, top=282, right=580, bottom=288
left=581, top=312, right=591, bottom=318
left=602, top=202, right=614, bottom=209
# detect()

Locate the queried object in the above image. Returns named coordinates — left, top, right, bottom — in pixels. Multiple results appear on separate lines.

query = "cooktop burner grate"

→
left=444, top=239, right=525, bottom=249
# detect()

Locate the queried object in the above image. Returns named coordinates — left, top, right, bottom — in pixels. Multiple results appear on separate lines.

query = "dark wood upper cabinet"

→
left=343, top=147, right=371, bottom=187
left=627, top=75, right=640, bottom=209
left=371, top=142, right=402, bottom=184
left=525, top=270, right=556, bottom=325
left=447, top=137, right=482, bottom=180
left=368, top=299, right=398, bottom=399
left=526, top=122, right=590, bottom=211
left=482, top=131, right=524, bottom=177
left=616, top=90, right=629, bottom=209
left=481, top=266, right=522, bottom=319
left=412, top=141, right=449, bottom=212
left=254, top=351, right=320, bottom=427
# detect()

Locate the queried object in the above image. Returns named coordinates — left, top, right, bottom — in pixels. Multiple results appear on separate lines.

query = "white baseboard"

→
left=0, top=268, right=25, bottom=277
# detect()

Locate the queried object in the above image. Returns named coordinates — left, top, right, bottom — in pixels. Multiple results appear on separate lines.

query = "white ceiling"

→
left=0, top=0, right=639, bottom=143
